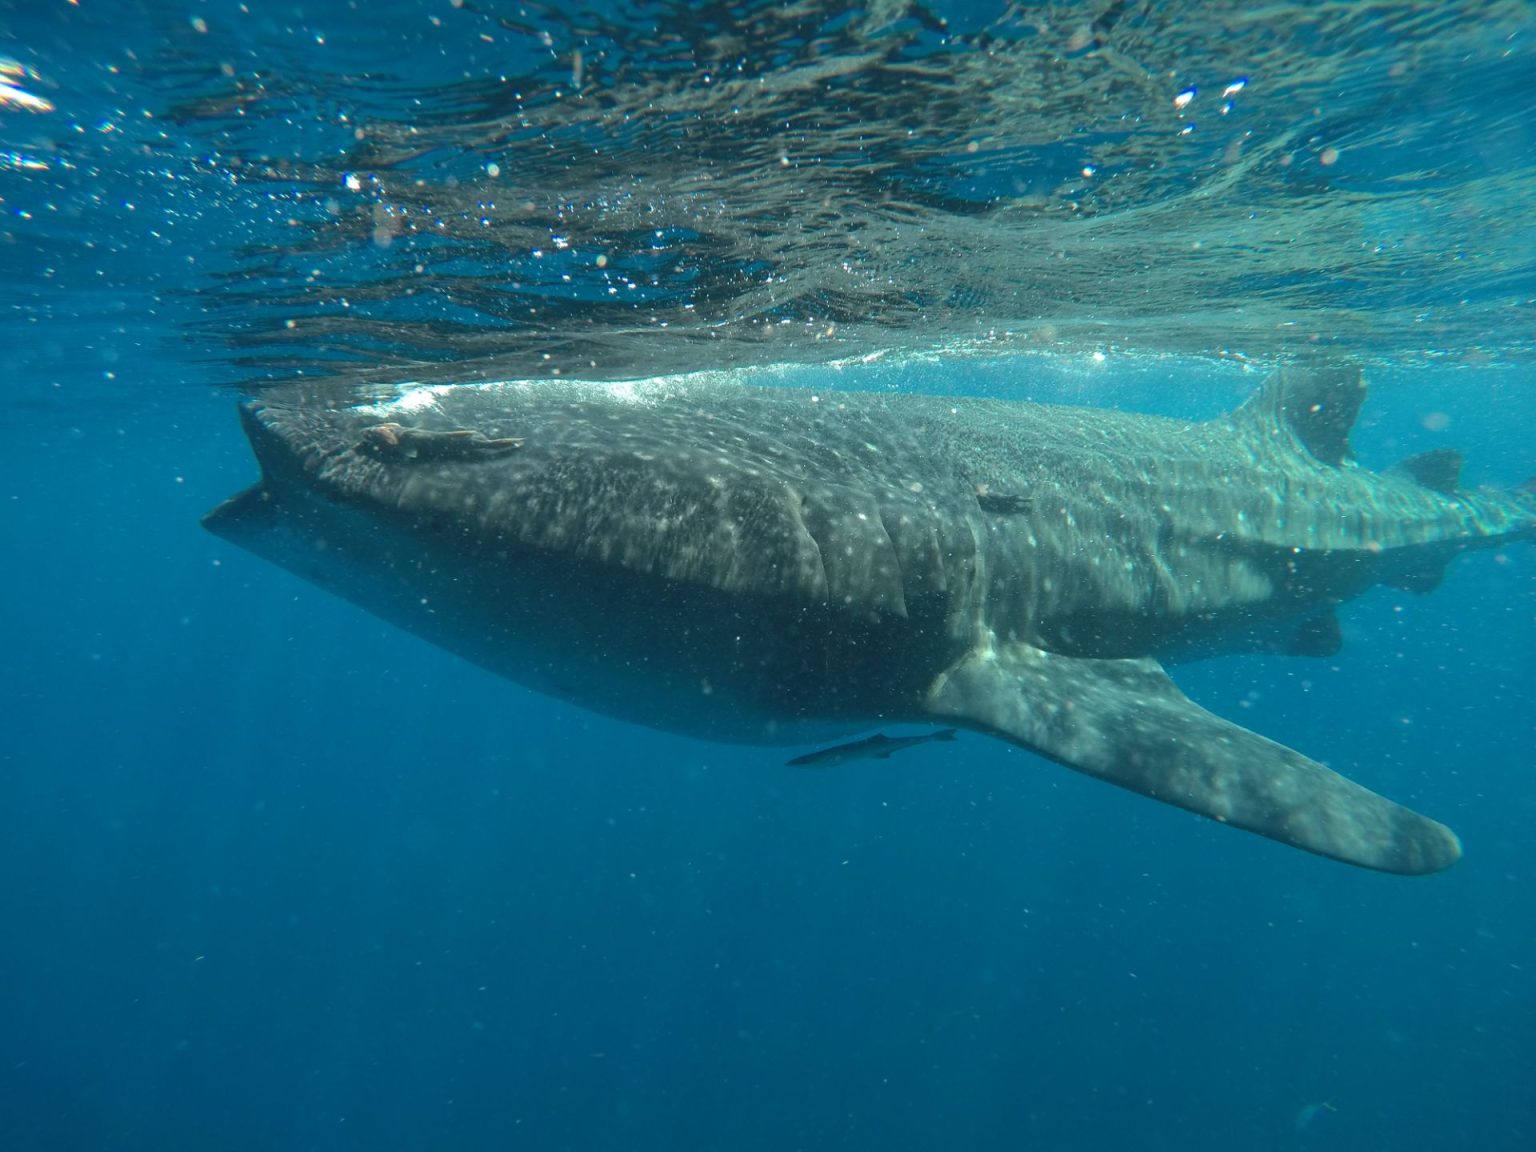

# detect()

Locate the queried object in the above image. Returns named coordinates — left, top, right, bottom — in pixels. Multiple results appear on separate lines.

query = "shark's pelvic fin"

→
left=1232, top=364, right=1367, bottom=465
left=1284, top=609, right=1343, bottom=658
left=923, top=642, right=1461, bottom=874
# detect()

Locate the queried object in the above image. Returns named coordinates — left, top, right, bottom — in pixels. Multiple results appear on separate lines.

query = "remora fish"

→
left=787, top=728, right=958, bottom=768
left=204, top=365, right=1536, bottom=874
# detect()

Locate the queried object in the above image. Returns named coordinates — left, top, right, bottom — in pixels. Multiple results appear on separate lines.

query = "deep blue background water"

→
left=2, top=360, right=1533, bottom=1151
left=3, top=0, right=1535, bottom=1148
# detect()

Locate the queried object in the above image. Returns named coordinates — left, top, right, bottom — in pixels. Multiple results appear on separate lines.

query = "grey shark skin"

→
left=205, top=365, right=1535, bottom=875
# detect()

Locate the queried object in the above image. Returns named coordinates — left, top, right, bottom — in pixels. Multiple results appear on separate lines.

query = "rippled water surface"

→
left=6, top=0, right=1535, bottom=386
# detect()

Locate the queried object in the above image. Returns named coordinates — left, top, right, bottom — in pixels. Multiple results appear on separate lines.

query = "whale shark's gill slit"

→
left=784, top=487, right=831, bottom=601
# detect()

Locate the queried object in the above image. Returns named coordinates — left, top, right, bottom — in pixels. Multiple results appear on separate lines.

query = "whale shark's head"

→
left=203, top=377, right=958, bottom=742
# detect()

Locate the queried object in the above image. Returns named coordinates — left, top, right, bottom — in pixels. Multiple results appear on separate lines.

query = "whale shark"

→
left=204, top=364, right=1534, bottom=874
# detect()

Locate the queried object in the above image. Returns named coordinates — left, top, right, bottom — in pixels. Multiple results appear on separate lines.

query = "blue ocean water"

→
left=3, top=3, right=1535, bottom=1151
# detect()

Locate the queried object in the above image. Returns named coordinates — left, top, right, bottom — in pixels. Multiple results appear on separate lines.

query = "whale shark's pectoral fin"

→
left=923, top=642, right=1461, bottom=874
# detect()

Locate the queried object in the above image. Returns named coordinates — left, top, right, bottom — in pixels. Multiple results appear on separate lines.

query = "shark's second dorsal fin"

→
left=1391, top=448, right=1464, bottom=495
left=1232, top=365, right=1366, bottom=466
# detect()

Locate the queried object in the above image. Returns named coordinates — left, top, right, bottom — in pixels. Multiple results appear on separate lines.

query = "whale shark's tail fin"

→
left=1229, top=364, right=1367, bottom=465
left=923, top=641, right=1461, bottom=875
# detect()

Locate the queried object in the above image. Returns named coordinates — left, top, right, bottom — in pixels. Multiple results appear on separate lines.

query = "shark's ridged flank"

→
left=205, top=366, right=1534, bottom=874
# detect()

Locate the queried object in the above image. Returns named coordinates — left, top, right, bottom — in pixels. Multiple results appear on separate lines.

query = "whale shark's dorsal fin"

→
left=922, top=641, right=1461, bottom=874
left=1231, top=365, right=1367, bottom=465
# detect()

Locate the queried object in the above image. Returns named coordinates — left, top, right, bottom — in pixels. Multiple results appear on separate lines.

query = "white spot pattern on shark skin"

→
left=208, top=364, right=1534, bottom=874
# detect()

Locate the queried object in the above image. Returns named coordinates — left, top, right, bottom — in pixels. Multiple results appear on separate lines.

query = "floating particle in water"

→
left=1294, top=1101, right=1337, bottom=1131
